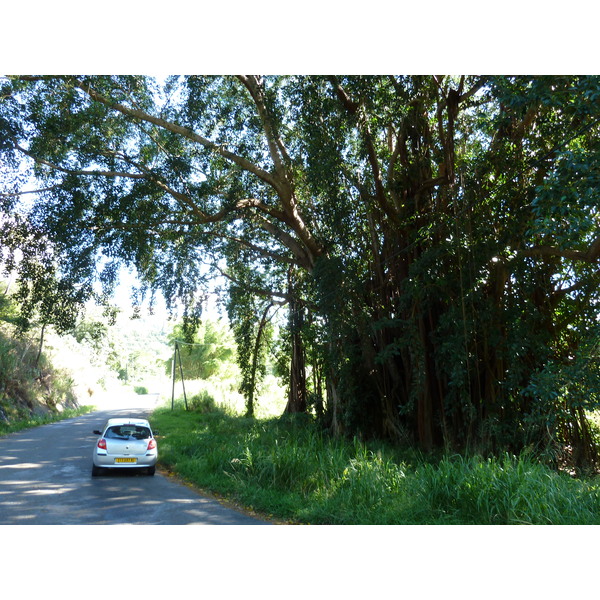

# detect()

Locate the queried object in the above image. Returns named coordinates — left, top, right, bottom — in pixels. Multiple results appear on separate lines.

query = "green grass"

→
left=150, top=403, right=600, bottom=524
left=417, top=453, right=600, bottom=524
left=0, top=405, right=96, bottom=436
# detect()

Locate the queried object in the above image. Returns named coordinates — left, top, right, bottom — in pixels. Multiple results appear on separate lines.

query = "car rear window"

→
left=105, top=425, right=151, bottom=439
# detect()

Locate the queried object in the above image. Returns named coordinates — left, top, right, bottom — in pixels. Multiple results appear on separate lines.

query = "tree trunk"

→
left=34, top=323, right=46, bottom=370
left=327, top=368, right=343, bottom=437
left=246, top=303, right=273, bottom=418
left=285, top=296, right=307, bottom=414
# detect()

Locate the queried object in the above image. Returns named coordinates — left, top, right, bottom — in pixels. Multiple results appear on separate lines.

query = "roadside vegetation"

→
left=0, top=323, right=96, bottom=435
left=0, top=323, right=95, bottom=435
left=151, top=398, right=600, bottom=525
left=0, top=279, right=167, bottom=435
left=1, top=285, right=88, bottom=432
left=0, top=404, right=95, bottom=436
left=5, top=273, right=600, bottom=525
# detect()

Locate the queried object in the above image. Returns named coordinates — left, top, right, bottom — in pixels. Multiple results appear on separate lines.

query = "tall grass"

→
left=417, top=453, right=600, bottom=524
left=151, top=404, right=600, bottom=524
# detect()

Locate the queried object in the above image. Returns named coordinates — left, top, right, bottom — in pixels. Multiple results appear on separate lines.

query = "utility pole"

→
left=171, top=343, right=176, bottom=410
left=170, top=341, right=188, bottom=410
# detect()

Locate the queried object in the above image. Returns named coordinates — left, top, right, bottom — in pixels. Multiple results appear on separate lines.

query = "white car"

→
left=92, top=418, right=158, bottom=476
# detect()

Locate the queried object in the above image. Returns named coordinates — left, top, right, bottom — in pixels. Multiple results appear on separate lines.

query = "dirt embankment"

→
left=0, top=326, right=81, bottom=425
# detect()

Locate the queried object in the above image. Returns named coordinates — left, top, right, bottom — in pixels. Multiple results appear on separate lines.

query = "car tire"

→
left=92, top=464, right=103, bottom=477
left=147, top=466, right=156, bottom=476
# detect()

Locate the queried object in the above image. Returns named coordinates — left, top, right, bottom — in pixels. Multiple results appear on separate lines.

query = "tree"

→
left=2, top=75, right=600, bottom=465
left=306, top=75, right=600, bottom=461
left=225, top=260, right=276, bottom=418
left=166, top=319, right=236, bottom=381
left=0, top=212, right=95, bottom=365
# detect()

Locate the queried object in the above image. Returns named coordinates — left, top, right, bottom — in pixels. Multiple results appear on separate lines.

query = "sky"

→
left=4, top=2, right=598, bottom=75
left=109, top=264, right=225, bottom=323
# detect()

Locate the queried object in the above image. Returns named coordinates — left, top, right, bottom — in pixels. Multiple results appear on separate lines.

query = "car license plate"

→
left=115, top=458, right=137, bottom=464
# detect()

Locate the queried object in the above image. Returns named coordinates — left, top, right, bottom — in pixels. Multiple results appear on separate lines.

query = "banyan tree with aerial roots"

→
left=2, top=75, right=600, bottom=468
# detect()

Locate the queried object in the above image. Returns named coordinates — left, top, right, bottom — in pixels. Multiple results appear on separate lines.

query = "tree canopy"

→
left=2, top=75, right=600, bottom=466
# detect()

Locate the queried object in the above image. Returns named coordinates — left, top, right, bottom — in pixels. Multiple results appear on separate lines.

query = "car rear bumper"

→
left=93, top=453, right=158, bottom=468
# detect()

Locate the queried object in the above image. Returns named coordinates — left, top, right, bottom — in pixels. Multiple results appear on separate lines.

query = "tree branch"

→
left=254, top=215, right=315, bottom=271
left=0, top=185, right=64, bottom=198
left=66, top=77, right=281, bottom=191
left=236, top=75, right=292, bottom=180
left=94, top=218, right=302, bottom=267
left=12, top=141, right=147, bottom=180
left=521, top=239, right=600, bottom=264
left=330, top=77, right=400, bottom=225
left=11, top=139, right=217, bottom=222
left=212, top=263, right=291, bottom=304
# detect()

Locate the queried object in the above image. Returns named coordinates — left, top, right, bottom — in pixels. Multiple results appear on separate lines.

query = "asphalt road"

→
left=0, top=395, right=268, bottom=525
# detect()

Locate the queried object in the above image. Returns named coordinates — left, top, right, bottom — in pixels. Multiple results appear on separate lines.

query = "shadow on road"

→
left=0, top=396, right=268, bottom=525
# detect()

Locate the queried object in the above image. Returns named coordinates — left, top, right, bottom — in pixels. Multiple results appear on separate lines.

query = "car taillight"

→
left=147, top=438, right=157, bottom=451
left=97, top=439, right=107, bottom=450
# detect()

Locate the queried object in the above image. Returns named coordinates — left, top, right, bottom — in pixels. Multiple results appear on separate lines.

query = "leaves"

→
left=3, top=75, right=600, bottom=460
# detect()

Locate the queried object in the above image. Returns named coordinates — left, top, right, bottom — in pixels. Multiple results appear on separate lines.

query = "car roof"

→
left=104, top=418, right=151, bottom=427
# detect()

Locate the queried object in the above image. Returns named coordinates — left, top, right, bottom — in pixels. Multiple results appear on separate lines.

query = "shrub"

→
left=188, top=390, right=217, bottom=413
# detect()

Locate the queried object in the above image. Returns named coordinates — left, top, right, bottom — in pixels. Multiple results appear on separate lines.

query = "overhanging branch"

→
left=67, top=77, right=282, bottom=192
left=520, top=237, right=600, bottom=264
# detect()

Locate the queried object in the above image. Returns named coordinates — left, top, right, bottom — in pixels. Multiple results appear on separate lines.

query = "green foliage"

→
left=71, top=306, right=170, bottom=384
left=3, top=75, right=600, bottom=463
left=166, top=319, right=236, bottom=381
left=0, top=214, right=93, bottom=334
left=187, top=390, right=218, bottom=413
left=0, top=281, right=19, bottom=324
left=226, top=269, right=275, bottom=416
